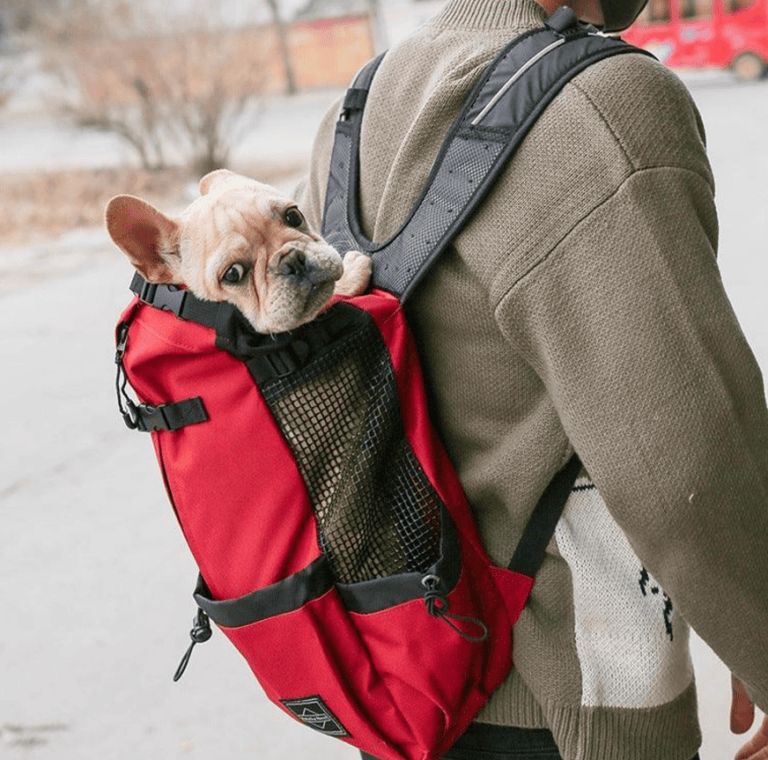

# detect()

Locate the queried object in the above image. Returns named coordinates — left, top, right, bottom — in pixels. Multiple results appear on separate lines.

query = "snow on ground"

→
left=0, top=69, right=766, bottom=760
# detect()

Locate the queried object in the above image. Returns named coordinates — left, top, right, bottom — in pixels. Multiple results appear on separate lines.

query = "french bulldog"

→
left=105, top=169, right=371, bottom=334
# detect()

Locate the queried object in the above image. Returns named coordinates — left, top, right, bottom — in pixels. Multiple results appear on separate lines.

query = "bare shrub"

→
left=0, top=58, right=19, bottom=111
left=34, top=0, right=268, bottom=172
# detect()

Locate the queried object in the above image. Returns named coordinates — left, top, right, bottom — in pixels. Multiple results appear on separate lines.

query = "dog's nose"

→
left=278, top=249, right=334, bottom=287
left=279, top=249, right=307, bottom=278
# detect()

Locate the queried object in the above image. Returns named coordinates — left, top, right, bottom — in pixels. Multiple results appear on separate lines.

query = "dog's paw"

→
left=334, top=250, right=372, bottom=297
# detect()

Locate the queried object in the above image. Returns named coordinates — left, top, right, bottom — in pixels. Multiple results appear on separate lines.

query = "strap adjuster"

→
left=135, top=403, right=172, bottom=432
left=151, top=285, right=187, bottom=315
left=126, top=397, right=209, bottom=433
left=341, top=87, right=369, bottom=120
left=254, top=340, right=311, bottom=382
left=131, top=273, right=188, bottom=317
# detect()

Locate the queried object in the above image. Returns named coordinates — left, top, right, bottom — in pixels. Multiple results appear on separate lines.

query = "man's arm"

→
left=495, top=163, right=768, bottom=713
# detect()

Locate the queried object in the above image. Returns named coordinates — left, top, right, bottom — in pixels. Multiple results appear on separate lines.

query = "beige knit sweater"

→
left=298, top=1, right=768, bottom=758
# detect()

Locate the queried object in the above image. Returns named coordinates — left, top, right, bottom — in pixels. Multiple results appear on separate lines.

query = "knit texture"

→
left=555, top=475, right=694, bottom=708
left=299, top=1, right=768, bottom=757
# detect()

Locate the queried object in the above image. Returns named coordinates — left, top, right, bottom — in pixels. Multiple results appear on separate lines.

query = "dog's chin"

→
left=303, top=280, right=336, bottom=320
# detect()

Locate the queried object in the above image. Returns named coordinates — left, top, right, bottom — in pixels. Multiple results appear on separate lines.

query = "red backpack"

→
left=114, top=13, right=641, bottom=760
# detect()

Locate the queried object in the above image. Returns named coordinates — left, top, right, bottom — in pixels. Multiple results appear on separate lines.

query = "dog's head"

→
left=105, top=169, right=344, bottom=334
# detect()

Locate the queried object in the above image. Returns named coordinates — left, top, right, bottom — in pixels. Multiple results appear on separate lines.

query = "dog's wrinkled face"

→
left=178, top=173, right=345, bottom=333
left=105, top=169, right=345, bottom=334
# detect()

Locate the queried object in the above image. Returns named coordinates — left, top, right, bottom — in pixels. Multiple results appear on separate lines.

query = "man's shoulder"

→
left=563, top=49, right=711, bottom=176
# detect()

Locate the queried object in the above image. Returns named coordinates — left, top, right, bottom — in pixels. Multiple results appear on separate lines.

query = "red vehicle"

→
left=622, top=0, right=768, bottom=79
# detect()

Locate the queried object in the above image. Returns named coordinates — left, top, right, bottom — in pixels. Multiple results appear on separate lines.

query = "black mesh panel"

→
left=259, top=313, right=443, bottom=585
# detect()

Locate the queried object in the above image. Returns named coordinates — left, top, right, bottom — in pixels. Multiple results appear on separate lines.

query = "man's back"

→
left=299, top=1, right=768, bottom=757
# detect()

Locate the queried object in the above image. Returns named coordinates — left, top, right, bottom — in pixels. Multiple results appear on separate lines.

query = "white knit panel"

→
left=555, top=475, right=694, bottom=708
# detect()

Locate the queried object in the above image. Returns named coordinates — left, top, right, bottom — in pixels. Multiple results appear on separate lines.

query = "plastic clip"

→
left=173, top=609, right=213, bottom=682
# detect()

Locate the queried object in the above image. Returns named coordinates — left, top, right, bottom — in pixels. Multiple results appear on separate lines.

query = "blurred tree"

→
left=0, top=58, right=18, bottom=111
left=366, top=0, right=387, bottom=53
left=264, top=0, right=298, bottom=94
left=0, top=0, right=67, bottom=34
left=33, top=0, right=268, bottom=173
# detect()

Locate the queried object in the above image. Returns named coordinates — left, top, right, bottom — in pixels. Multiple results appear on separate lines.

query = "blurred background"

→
left=0, top=1, right=765, bottom=759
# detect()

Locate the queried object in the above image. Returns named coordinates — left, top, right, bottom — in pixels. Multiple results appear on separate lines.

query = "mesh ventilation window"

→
left=260, top=314, right=443, bottom=585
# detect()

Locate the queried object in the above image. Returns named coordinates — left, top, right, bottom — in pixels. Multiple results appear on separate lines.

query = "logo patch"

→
left=282, top=696, right=350, bottom=737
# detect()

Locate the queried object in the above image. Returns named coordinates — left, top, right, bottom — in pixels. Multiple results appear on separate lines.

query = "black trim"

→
left=193, top=556, right=336, bottom=628
left=337, top=505, right=460, bottom=614
left=129, top=273, right=243, bottom=350
left=508, top=454, right=582, bottom=577
left=193, top=504, right=461, bottom=627
left=129, top=275, right=362, bottom=383
left=342, top=53, right=385, bottom=117
left=342, top=88, right=369, bottom=116
left=192, top=449, right=578, bottom=629
left=115, top=308, right=209, bottom=434
left=238, top=302, right=363, bottom=385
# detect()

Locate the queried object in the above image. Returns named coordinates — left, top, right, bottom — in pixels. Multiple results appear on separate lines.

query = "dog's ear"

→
left=105, top=195, right=181, bottom=284
left=199, top=169, right=243, bottom=196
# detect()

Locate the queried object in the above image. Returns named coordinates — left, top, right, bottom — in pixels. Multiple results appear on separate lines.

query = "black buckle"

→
left=116, top=323, right=130, bottom=357
left=134, top=404, right=170, bottom=432
left=120, top=397, right=140, bottom=430
left=126, top=398, right=208, bottom=433
left=141, top=282, right=187, bottom=316
left=152, top=286, right=187, bottom=316
left=131, top=274, right=188, bottom=317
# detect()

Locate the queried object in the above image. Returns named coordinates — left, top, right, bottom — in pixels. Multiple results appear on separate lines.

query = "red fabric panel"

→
left=221, top=550, right=524, bottom=760
left=122, top=301, right=321, bottom=601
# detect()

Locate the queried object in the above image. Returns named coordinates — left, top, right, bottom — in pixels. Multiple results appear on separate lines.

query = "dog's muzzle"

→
left=279, top=249, right=337, bottom=289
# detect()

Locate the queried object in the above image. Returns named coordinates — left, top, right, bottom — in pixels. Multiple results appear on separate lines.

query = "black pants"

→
left=361, top=723, right=701, bottom=760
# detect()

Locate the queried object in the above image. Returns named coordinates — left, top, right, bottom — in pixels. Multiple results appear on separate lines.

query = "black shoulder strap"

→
left=321, top=8, right=652, bottom=302
left=508, top=453, right=582, bottom=576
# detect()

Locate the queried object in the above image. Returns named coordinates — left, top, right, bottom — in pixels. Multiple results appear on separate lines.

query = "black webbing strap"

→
left=508, top=453, right=582, bottom=577
left=128, top=397, right=209, bottom=433
left=321, top=8, right=652, bottom=302
left=129, top=273, right=239, bottom=342
left=118, top=275, right=218, bottom=434
left=341, top=52, right=384, bottom=119
left=128, top=273, right=363, bottom=385
left=115, top=313, right=209, bottom=434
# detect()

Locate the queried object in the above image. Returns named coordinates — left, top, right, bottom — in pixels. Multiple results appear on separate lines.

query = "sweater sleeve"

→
left=495, top=161, right=768, bottom=712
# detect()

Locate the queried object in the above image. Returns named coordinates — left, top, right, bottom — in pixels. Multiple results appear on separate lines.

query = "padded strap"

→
left=322, top=11, right=651, bottom=302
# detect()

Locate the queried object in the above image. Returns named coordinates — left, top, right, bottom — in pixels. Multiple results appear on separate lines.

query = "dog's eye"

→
left=222, top=263, right=247, bottom=285
left=284, top=207, right=304, bottom=228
